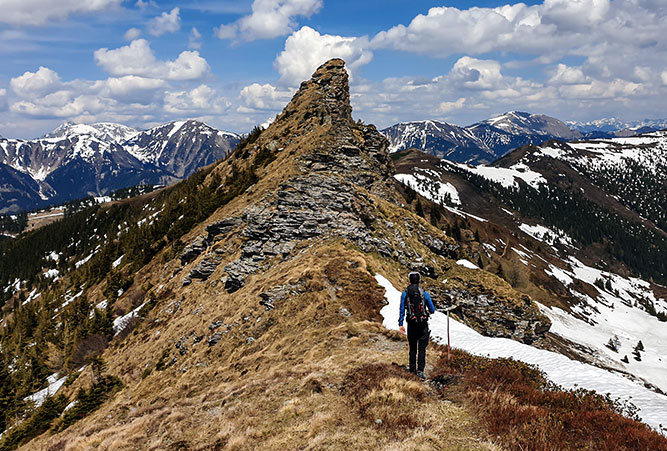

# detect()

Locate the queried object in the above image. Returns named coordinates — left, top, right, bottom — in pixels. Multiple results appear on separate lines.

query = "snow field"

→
left=539, top=257, right=667, bottom=394
left=375, top=274, right=667, bottom=432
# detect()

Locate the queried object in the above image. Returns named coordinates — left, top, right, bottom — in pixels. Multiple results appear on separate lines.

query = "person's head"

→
left=409, top=271, right=420, bottom=285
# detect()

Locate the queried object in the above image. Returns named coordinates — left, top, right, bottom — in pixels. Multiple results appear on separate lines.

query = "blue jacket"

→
left=399, top=287, right=435, bottom=326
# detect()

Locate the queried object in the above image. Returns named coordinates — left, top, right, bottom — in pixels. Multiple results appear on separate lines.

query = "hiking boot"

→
left=416, top=371, right=425, bottom=380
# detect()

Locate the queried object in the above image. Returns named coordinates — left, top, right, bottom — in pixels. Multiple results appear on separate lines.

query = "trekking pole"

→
left=442, top=305, right=457, bottom=361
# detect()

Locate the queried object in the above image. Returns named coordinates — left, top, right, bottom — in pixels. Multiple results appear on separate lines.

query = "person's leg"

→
left=417, top=324, right=430, bottom=373
left=407, top=323, right=417, bottom=373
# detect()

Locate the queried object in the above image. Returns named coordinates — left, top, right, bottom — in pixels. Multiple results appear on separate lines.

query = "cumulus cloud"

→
left=439, top=97, right=466, bottom=114
left=240, top=83, right=294, bottom=110
left=124, top=27, right=142, bottom=41
left=216, top=0, right=322, bottom=41
left=371, top=0, right=666, bottom=58
left=148, top=7, right=181, bottom=36
left=164, top=85, right=231, bottom=114
left=94, top=39, right=209, bottom=81
left=448, top=57, right=505, bottom=90
left=11, top=67, right=62, bottom=98
left=662, top=71, right=667, bottom=86
left=549, top=64, right=587, bottom=85
left=214, top=24, right=238, bottom=40
left=7, top=65, right=220, bottom=127
left=275, top=27, right=372, bottom=86
left=0, top=0, right=122, bottom=26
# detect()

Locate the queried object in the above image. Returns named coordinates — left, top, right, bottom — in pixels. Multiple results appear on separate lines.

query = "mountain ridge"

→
left=1, top=59, right=665, bottom=450
left=0, top=120, right=240, bottom=213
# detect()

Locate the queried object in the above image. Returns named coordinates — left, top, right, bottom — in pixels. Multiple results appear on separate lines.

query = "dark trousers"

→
left=407, top=321, right=430, bottom=372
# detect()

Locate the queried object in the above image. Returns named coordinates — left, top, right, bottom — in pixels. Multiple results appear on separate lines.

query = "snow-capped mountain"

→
left=382, top=111, right=583, bottom=164
left=568, top=118, right=667, bottom=138
left=479, top=111, right=582, bottom=140
left=0, top=120, right=240, bottom=213
left=382, top=120, right=500, bottom=164
left=2, top=59, right=666, bottom=448
left=391, top=133, right=667, bottom=398
left=125, top=120, right=239, bottom=178
left=42, top=121, right=139, bottom=143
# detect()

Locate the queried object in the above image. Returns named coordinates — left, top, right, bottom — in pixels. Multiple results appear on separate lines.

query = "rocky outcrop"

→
left=432, top=286, right=551, bottom=344
left=206, top=218, right=242, bottom=242
left=180, top=58, right=550, bottom=348
left=180, top=236, right=208, bottom=265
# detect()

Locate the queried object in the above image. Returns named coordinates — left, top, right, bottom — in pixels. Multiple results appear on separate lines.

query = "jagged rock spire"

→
left=277, top=58, right=353, bottom=126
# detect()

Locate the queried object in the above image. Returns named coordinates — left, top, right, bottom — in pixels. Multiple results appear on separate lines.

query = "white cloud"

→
left=240, top=83, right=294, bottom=110
left=549, top=64, right=587, bottom=84
left=148, top=7, right=181, bottom=37
left=94, top=39, right=209, bottom=80
left=661, top=71, right=667, bottom=86
left=135, top=0, right=156, bottom=10
left=0, top=89, right=7, bottom=112
left=189, top=27, right=202, bottom=49
left=0, top=0, right=122, bottom=26
left=124, top=28, right=142, bottom=41
left=275, top=26, right=372, bottom=86
left=557, top=79, right=642, bottom=99
left=164, top=85, right=231, bottom=114
left=371, top=0, right=666, bottom=59
left=96, top=76, right=166, bottom=103
left=541, top=0, right=610, bottom=31
left=7, top=66, right=216, bottom=124
left=439, top=97, right=466, bottom=114
left=214, top=24, right=238, bottom=40
left=448, top=57, right=504, bottom=90
left=216, top=0, right=323, bottom=41
left=10, top=67, right=62, bottom=98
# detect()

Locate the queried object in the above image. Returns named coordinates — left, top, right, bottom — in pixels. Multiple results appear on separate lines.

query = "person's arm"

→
left=424, top=291, right=435, bottom=314
left=399, top=290, right=406, bottom=333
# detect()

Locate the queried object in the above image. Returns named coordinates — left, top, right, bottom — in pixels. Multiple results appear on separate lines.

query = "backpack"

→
left=405, top=284, right=429, bottom=323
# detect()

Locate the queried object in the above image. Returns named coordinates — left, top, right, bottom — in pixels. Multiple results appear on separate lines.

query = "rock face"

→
left=428, top=284, right=551, bottom=345
left=180, top=236, right=208, bottom=265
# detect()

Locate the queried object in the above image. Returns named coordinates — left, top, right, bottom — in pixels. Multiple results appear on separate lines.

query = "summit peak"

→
left=277, top=58, right=352, bottom=127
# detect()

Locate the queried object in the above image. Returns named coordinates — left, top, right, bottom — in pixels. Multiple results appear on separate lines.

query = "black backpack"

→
left=406, top=284, right=429, bottom=323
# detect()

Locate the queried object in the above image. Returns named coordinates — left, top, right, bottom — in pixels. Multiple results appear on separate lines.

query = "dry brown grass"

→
left=24, top=243, right=498, bottom=450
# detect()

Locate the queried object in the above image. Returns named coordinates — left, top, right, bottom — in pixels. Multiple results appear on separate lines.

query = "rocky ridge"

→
left=176, top=59, right=550, bottom=344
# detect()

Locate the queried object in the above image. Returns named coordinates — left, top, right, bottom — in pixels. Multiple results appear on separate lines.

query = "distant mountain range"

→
left=568, top=118, right=667, bottom=136
left=382, top=111, right=667, bottom=164
left=0, top=121, right=239, bottom=214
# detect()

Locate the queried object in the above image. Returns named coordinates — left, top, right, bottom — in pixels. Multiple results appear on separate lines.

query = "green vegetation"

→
left=0, top=212, right=27, bottom=235
left=0, top=131, right=268, bottom=443
left=571, top=156, right=666, bottom=232
left=57, top=374, right=122, bottom=431
left=444, top=162, right=667, bottom=284
left=0, top=395, right=68, bottom=451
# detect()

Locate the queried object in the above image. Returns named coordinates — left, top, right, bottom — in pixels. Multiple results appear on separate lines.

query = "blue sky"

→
left=0, top=0, right=665, bottom=138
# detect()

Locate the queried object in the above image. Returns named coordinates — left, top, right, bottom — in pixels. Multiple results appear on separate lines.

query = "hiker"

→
left=399, top=271, right=435, bottom=378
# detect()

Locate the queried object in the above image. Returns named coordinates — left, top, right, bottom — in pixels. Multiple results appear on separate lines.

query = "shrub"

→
left=431, top=348, right=667, bottom=451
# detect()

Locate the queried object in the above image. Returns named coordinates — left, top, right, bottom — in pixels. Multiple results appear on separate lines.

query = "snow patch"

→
left=456, top=259, right=479, bottom=269
left=24, top=373, right=67, bottom=408
left=375, top=274, right=667, bottom=433
left=113, top=302, right=146, bottom=336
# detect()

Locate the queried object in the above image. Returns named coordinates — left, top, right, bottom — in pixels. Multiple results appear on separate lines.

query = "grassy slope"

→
left=25, top=244, right=497, bottom=450
left=12, top=60, right=667, bottom=450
